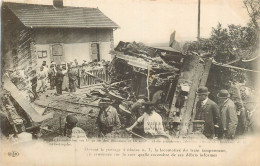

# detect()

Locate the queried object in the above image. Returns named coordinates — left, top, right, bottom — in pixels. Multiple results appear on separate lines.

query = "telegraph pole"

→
left=197, top=0, right=201, bottom=40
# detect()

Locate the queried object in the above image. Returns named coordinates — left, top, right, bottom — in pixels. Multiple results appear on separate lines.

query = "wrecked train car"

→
left=110, top=41, right=212, bottom=136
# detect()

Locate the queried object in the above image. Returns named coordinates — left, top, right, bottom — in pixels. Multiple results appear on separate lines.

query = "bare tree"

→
left=243, top=0, right=260, bottom=30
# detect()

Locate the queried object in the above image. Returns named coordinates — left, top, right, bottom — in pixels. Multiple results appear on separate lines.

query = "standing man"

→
left=30, top=70, right=38, bottom=100
left=62, top=62, right=69, bottom=91
left=217, top=89, right=238, bottom=139
left=37, top=66, right=47, bottom=92
left=68, top=63, right=77, bottom=93
left=49, top=62, right=57, bottom=90
left=55, top=65, right=64, bottom=95
left=42, top=61, right=49, bottom=89
left=194, top=87, right=220, bottom=139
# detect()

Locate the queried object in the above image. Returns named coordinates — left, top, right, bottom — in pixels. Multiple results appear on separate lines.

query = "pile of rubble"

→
left=110, top=41, right=185, bottom=100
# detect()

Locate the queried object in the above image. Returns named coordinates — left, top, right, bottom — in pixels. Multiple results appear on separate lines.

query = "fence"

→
left=78, top=66, right=110, bottom=88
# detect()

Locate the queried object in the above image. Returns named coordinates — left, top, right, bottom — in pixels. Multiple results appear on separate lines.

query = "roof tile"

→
left=4, top=2, right=119, bottom=28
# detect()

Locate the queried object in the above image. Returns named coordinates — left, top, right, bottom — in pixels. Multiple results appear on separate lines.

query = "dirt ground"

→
left=33, top=86, right=103, bottom=140
left=32, top=85, right=132, bottom=141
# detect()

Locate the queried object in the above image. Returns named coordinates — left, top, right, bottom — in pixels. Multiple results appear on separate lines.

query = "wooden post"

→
left=59, top=116, right=62, bottom=135
left=197, top=0, right=201, bottom=40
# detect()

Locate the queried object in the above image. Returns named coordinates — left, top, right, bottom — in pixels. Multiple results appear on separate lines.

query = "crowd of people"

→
left=194, top=86, right=258, bottom=139
left=6, top=59, right=109, bottom=102
left=3, top=60, right=258, bottom=141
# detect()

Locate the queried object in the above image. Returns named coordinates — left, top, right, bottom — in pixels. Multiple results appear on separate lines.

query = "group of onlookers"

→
left=194, top=86, right=258, bottom=139
left=46, top=60, right=79, bottom=96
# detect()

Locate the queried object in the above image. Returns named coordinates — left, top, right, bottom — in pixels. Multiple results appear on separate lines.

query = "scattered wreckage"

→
left=1, top=41, right=257, bottom=142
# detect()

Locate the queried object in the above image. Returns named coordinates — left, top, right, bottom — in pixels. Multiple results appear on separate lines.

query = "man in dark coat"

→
left=217, top=89, right=238, bottom=139
left=55, top=65, right=64, bottom=95
left=195, top=87, right=220, bottom=139
left=30, top=70, right=38, bottom=100
left=68, top=64, right=77, bottom=93
left=49, top=62, right=56, bottom=90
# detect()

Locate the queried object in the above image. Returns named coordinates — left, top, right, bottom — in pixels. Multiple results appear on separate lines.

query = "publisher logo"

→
left=8, top=151, right=19, bottom=157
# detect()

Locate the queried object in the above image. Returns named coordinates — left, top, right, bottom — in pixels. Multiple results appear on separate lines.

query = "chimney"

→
left=53, top=0, right=63, bottom=8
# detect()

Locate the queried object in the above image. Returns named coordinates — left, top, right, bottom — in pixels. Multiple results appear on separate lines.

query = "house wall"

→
left=64, top=43, right=90, bottom=64
left=1, top=5, right=33, bottom=71
left=2, top=5, right=116, bottom=71
left=35, top=44, right=51, bottom=69
left=33, top=28, right=114, bottom=66
left=35, top=41, right=113, bottom=68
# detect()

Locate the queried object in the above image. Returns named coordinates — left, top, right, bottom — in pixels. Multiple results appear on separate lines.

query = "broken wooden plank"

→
left=53, top=99, right=100, bottom=108
left=188, top=58, right=212, bottom=133
left=3, top=74, right=54, bottom=122
left=34, top=102, right=91, bottom=116
left=168, top=55, right=208, bottom=135
left=79, top=83, right=104, bottom=89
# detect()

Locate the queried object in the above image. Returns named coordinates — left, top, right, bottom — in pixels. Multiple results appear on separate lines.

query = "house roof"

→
left=4, top=2, right=119, bottom=29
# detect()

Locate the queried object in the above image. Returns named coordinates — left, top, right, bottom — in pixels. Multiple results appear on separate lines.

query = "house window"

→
left=52, top=44, right=63, bottom=56
left=37, top=51, right=47, bottom=58
left=91, top=43, right=100, bottom=62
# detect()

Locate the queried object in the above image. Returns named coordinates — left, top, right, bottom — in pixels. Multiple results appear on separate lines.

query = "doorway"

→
left=90, top=43, right=100, bottom=62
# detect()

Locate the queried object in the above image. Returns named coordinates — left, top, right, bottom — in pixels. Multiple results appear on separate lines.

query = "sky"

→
left=2, top=0, right=250, bottom=45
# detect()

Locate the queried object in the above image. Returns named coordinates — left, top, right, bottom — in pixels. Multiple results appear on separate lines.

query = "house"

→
left=1, top=0, right=119, bottom=70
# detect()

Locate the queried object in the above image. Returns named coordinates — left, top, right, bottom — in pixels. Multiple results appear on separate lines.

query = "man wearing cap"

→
left=217, top=89, right=238, bottom=139
left=195, top=86, right=220, bottom=139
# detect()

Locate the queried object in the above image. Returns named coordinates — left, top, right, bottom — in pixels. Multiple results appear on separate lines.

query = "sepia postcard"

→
left=0, top=0, right=260, bottom=165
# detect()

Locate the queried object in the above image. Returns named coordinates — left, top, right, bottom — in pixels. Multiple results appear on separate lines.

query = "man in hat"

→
left=55, top=64, right=64, bottom=95
left=126, top=100, right=166, bottom=138
left=96, top=101, right=121, bottom=137
left=82, top=60, right=88, bottom=67
left=217, top=89, right=238, bottom=139
left=194, top=86, right=220, bottom=139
